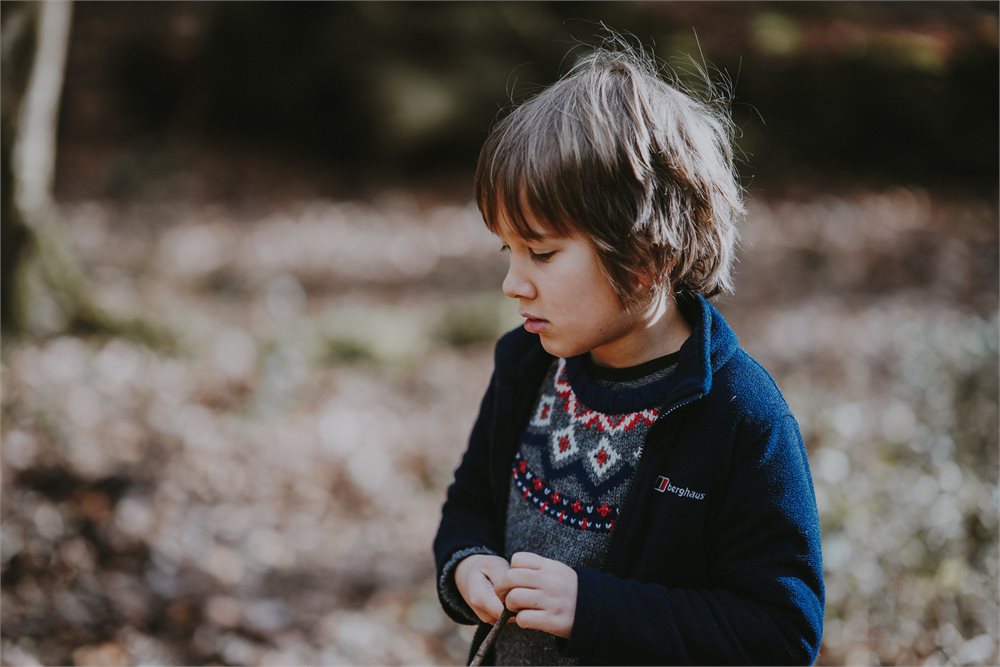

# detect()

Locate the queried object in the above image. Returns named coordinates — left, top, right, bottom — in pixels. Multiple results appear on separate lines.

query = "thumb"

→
left=481, top=557, right=510, bottom=585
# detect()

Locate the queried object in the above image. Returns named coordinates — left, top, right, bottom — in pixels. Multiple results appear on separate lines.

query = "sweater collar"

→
left=560, top=292, right=738, bottom=414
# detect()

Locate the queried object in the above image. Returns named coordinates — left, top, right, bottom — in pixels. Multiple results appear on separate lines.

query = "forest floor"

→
left=2, top=186, right=997, bottom=665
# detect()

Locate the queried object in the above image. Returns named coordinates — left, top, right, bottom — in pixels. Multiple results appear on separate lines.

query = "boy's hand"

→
left=493, top=551, right=578, bottom=639
left=455, top=554, right=510, bottom=625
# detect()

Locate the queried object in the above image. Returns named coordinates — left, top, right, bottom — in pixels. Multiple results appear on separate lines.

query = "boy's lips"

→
left=520, top=312, right=549, bottom=334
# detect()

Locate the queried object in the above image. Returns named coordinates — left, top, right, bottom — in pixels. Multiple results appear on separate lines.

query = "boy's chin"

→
left=537, top=335, right=583, bottom=360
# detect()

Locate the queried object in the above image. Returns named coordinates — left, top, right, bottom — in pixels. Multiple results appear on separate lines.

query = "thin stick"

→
left=469, top=608, right=514, bottom=667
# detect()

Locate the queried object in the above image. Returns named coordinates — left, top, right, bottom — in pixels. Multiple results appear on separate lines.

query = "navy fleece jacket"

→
left=433, top=293, right=825, bottom=665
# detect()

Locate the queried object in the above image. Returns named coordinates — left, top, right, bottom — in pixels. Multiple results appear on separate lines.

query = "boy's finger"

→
left=504, top=586, right=544, bottom=613
left=472, top=591, right=504, bottom=623
left=472, top=607, right=494, bottom=625
left=510, top=551, right=545, bottom=569
left=480, top=559, right=510, bottom=585
left=513, top=609, right=547, bottom=632
left=493, top=567, right=540, bottom=598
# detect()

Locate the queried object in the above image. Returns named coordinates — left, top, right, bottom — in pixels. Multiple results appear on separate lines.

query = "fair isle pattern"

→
left=531, top=394, right=556, bottom=426
left=554, top=359, right=660, bottom=433
left=512, top=452, right=618, bottom=533
left=511, top=359, right=664, bottom=532
left=498, top=355, right=678, bottom=666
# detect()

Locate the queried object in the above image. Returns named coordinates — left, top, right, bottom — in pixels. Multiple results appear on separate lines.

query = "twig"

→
left=469, top=608, right=514, bottom=667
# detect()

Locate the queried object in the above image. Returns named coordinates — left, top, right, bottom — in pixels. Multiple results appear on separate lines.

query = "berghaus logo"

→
left=655, top=475, right=706, bottom=500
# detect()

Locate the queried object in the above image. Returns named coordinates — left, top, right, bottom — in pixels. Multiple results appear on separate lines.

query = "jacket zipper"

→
left=602, top=392, right=704, bottom=574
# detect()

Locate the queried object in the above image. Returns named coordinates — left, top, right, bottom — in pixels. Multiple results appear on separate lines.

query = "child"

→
left=433, top=45, right=824, bottom=666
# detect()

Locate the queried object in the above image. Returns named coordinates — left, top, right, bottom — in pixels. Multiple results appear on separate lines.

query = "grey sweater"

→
left=455, top=352, right=677, bottom=665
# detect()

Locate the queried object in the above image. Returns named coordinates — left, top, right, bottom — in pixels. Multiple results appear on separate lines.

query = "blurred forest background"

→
left=1, top=2, right=997, bottom=666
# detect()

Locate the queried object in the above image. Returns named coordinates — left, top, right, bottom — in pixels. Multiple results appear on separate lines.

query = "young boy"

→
left=433, top=46, right=824, bottom=665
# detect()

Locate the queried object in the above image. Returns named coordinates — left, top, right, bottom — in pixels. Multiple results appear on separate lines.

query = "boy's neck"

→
left=588, top=293, right=692, bottom=369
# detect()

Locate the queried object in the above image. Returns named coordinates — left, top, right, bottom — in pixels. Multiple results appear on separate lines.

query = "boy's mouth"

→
left=520, top=313, right=549, bottom=334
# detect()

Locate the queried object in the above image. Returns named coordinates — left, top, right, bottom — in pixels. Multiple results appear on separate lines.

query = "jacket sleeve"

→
left=565, top=414, right=825, bottom=665
left=433, top=371, right=507, bottom=625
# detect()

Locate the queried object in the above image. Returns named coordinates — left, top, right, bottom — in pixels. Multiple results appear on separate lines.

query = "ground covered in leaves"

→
left=2, top=187, right=997, bottom=665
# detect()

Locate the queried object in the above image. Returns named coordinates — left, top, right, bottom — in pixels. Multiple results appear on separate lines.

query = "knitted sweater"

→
left=434, top=292, right=825, bottom=665
left=494, top=353, right=679, bottom=665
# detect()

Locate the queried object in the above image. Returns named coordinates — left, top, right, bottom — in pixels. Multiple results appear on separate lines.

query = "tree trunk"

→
left=1, top=3, right=36, bottom=334
left=2, top=0, right=175, bottom=351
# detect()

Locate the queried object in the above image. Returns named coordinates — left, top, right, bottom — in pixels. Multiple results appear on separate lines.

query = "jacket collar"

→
left=665, top=291, right=739, bottom=408
left=495, top=291, right=739, bottom=411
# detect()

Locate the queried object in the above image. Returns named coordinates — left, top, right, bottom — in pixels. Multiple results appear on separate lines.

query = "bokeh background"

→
left=1, top=2, right=997, bottom=665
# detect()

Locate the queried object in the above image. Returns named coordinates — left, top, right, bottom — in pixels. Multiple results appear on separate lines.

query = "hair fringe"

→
left=475, top=29, right=746, bottom=306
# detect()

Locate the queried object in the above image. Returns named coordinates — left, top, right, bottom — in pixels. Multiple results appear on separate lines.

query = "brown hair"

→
left=474, top=45, right=745, bottom=309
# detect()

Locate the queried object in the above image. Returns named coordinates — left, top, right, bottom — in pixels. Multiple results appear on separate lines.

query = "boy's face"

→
left=496, top=216, right=650, bottom=367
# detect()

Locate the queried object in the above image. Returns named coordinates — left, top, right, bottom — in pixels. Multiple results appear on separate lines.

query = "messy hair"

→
left=474, top=43, right=745, bottom=308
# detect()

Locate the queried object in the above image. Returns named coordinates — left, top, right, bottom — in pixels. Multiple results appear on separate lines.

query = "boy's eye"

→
left=530, top=250, right=555, bottom=263
left=498, top=244, right=553, bottom=262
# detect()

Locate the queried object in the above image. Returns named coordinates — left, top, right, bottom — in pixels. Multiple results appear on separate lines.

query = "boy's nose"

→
left=502, top=265, right=537, bottom=300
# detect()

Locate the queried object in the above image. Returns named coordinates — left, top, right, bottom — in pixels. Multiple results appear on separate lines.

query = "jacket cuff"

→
left=563, top=567, right=614, bottom=658
left=438, top=546, right=500, bottom=625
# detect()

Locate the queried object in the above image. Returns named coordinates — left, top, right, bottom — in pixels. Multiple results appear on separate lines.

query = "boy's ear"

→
left=636, top=268, right=659, bottom=295
left=635, top=258, right=666, bottom=290
left=636, top=255, right=676, bottom=295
